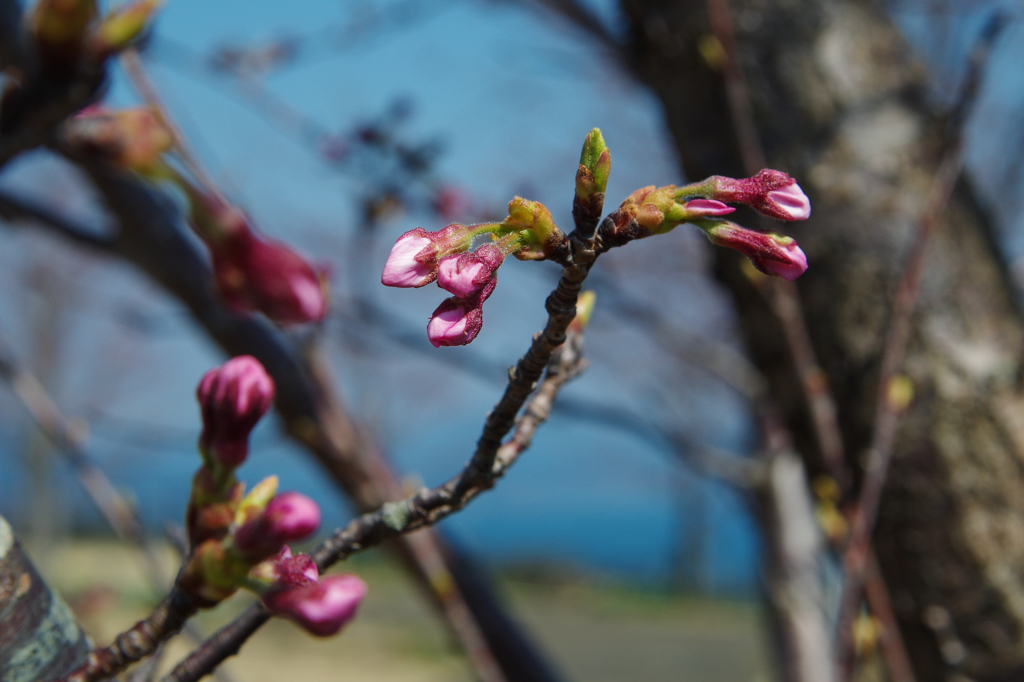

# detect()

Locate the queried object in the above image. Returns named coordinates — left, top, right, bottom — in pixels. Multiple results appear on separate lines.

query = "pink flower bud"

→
left=684, top=199, right=736, bottom=218
left=382, top=228, right=436, bottom=287
left=381, top=224, right=476, bottom=288
left=709, top=170, right=811, bottom=222
left=197, top=356, right=275, bottom=468
left=437, top=245, right=505, bottom=299
left=234, top=492, right=321, bottom=560
left=211, top=228, right=328, bottom=324
left=703, top=223, right=808, bottom=280
left=262, top=573, right=368, bottom=637
left=427, top=297, right=485, bottom=347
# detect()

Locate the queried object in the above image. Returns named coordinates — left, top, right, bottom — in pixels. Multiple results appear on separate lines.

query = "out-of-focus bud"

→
left=437, top=244, right=504, bottom=299
left=233, top=475, right=279, bottom=525
left=427, top=297, right=484, bottom=348
left=261, top=573, right=368, bottom=637
left=233, top=492, right=321, bottom=561
left=91, top=0, right=163, bottom=57
left=502, top=197, right=566, bottom=261
left=67, top=107, right=172, bottom=175
left=197, top=355, right=276, bottom=470
left=29, top=0, right=98, bottom=67
left=186, top=466, right=245, bottom=547
left=699, top=221, right=808, bottom=281
left=210, top=228, right=329, bottom=324
left=431, top=186, right=471, bottom=222
left=568, top=290, right=596, bottom=335
left=381, top=224, right=475, bottom=288
left=178, top=539, right=240, bottom=606
left=689, top=169, right=811, bottom=222
left=250, top=546, right=319, bottom=586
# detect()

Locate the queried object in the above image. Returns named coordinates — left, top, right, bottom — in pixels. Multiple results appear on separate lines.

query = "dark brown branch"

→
left=162, top=321, right=591, bottom=682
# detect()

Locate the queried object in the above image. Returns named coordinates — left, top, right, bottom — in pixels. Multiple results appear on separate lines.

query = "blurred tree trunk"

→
left=619, top=0, right=1024, bottom=680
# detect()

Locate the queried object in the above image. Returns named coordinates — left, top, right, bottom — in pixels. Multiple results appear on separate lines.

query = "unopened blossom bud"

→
left=700, top=222, right=808, bottom=280
left=697, top=170, right=811, bottom=222
left=197, top=355, right=275, bottom=469
left=91, top=0, right=163, bottom=57
left=381, top=224, right=474, bottom=288
left=210, top=227, right=329, bottom=324
left=575, top=128, right=611, bottom=200
left=66, top=107, right=172, bottom=175
left=502, top=197, right=566, bottom=261
left=262, top=574, right=368, bottom=637
left=437, top=245, right=504, bottom=299
left=568, top=290, right=597, bottom=335
left=234, top=492, right=321, bottom=561
left=427, top=297, right=484, bottom=348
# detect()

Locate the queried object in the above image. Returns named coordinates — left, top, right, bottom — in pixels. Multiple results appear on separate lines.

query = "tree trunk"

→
left=0, top=514, right=91, bottom=681
left=619, top=0, right=1024, bottom=679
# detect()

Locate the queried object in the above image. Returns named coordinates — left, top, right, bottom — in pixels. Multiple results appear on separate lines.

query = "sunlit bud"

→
left=211, top=227, right=329, bottom=324
left=427, top=297, right=484, bottom=348
left=91, top=0, right=163, bottom=57
left=700, top=222, right=808, bottom=280
left=437, top=245, right=504, bottom=299
left=575, top=128, right=611, bottom=199
left=619, top=185, right=687, bottom=235
left=695, top=170, right=811, bottom=222
left=261, top=574, right=368, bottom=637
left=67, top=107, right=172, bottom=174
left=381, top=224, right=475, bottom=288
left=197, top=355, right=275, bottom=469
left=30, top=0, right=98, bottom=65
left=502, top=197, right=566, bottom=260
left=233, top=492, right=321, bottom=561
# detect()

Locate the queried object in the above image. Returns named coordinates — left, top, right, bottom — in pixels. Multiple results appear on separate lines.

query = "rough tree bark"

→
left=619, top=0, right=1024, bottom=680
left=0, top=515, right=90, bottom=681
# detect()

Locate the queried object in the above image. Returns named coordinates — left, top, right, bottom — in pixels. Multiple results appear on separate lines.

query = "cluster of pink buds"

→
left=382, top=199, right=562, bottom=347
left=673, top=169, right=811, bottom=279
left=182, top=356, right=367, bottom=634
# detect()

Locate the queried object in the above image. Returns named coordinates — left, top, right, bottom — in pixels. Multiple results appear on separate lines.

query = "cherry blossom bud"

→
left=502, top=197, right=566, bottom=260
left=381, top=224, right=474, bottom=288
left=197, top=355, right=275, bottom=469
left=701, top=222, right=808, bottom=280
left=427, top=297, right=484, bottom=348
left=262, top=574, right=368, bottom=637
left=211, top=228, right=328, bottom=324
left=575, top=128, right=611, bottom=200
left=251, top=546, right=320, bottom=586
left=437, top=245, right=504, bottom=299
left=234, top=492, right=321, bottom=561
left=700, top=170, right=811, bottom=222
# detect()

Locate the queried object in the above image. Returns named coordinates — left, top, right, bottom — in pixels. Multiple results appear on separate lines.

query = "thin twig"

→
left=0, top=190, right=115, bottom=250
left=161, top=319, right=591, bottom=682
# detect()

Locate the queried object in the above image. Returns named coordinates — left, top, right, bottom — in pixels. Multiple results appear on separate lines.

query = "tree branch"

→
left=162, top=319, right=591, bottom=682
